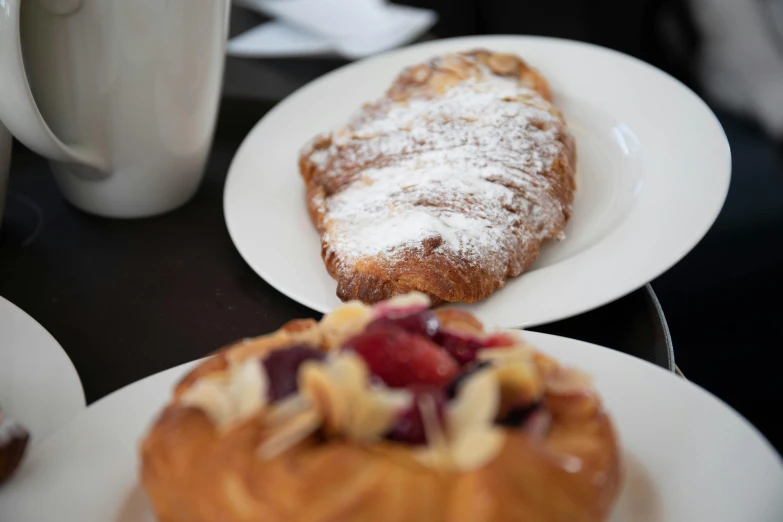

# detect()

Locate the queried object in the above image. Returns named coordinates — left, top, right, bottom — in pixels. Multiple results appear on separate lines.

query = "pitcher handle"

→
left=0, top=0, right=108, bottom=173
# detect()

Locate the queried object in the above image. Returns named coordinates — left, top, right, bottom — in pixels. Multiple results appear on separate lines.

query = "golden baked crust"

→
left=299, top=50, right=577, bottom=304
left=140, top=297, right=619, bottom=522
left=142, top=403, right=618, bottom=522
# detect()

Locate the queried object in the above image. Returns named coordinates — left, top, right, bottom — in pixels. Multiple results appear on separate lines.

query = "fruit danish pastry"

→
left=299, top=50, right=577, bottom=304
left=140, top=293, right=620, bottom=522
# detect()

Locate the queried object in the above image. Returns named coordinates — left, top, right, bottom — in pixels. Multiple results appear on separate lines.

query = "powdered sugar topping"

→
left=325, top=164, right=516, bottom=272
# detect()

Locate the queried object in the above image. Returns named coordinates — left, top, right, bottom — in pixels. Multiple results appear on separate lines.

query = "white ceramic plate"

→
left=224, top=35, right=731, bottom=327
left=0, top=295, right=85, bottom=444
left=1, top=332, right=780, bottom=522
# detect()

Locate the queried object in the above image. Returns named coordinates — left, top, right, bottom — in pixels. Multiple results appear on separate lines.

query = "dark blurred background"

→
left=393, top=0, right=783, bottom=451
left=400, top=0, right=702, bottom=84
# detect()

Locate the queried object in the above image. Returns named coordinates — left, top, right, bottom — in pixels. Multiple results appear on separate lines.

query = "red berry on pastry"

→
left=343, top=327, right=458, bottom=388
left=386, top=387, right=446, bottom=445
left=0, top=411, right=30, bottom=484
left=433, top=328, right=484, bottom=365
left=366, top=309, right=440, bottom=339
left=262, top=345, right=326, bottom=401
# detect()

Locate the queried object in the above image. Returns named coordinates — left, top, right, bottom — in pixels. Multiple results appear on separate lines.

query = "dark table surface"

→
left=0, top=93, right=673, bottom=404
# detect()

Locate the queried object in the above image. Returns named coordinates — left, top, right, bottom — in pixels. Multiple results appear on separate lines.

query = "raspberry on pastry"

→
left=140, top=293, right=621, bottom=522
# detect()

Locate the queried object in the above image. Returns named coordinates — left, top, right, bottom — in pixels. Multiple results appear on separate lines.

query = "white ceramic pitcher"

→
left=0, top=0, right=230, bottom=218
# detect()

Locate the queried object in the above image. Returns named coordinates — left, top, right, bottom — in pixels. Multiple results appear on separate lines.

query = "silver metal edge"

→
left=645, top=283, right=676, bottom=373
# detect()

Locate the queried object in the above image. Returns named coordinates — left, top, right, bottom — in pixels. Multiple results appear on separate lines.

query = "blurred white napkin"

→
left=229, top=0, right=437, bottom=59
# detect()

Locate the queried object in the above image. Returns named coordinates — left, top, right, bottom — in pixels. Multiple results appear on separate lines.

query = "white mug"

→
left=0, top=0, right=230, bottom=218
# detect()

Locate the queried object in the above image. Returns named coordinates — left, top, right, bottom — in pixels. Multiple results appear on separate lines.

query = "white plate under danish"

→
left=223, top=35, right=730, bottom=327
left=1, top=332, right=779, bottom=522
left=0, top=295, right=85, bottom=445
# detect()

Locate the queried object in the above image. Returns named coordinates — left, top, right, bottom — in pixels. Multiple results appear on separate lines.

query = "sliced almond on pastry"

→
left=439, top=55, right=474, bottom=79
left=347, top=387, right=411, bottom=442
left=433, top=309, right=484, bottom=336
left=417, top=382, right=506, bottom=472
left=228, top=359, right=268, bottom=420
left=447, top=369, right=499, bottom=436
left=257, top=408, right=321, bottom=460
left=298, top=352, right=407, bottom=441
left=299, top=360, right=349, bottom=434
left=181, top=360, right=268, bottom=429
left=372, top=292, right=431, bottom=318
left=477, top=344, right=533, bottom=364
left=421, top=393, right=450, bottom=465
left=545, top=368, right=593, bottom=396
left=181, top=377, right=234, bottom=426
left=409, top=64, right=432, bottom=84
left=319, top=301, right=373, bottom=350
left=413, top=394, right=451, bottom=470
left=495, top=361, right=543, bottom=414
left=450, top=427, right=505, bottom=471
left=264, top=394, right=310, bottom=428
left=487, top=53, right=519, bottom=76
